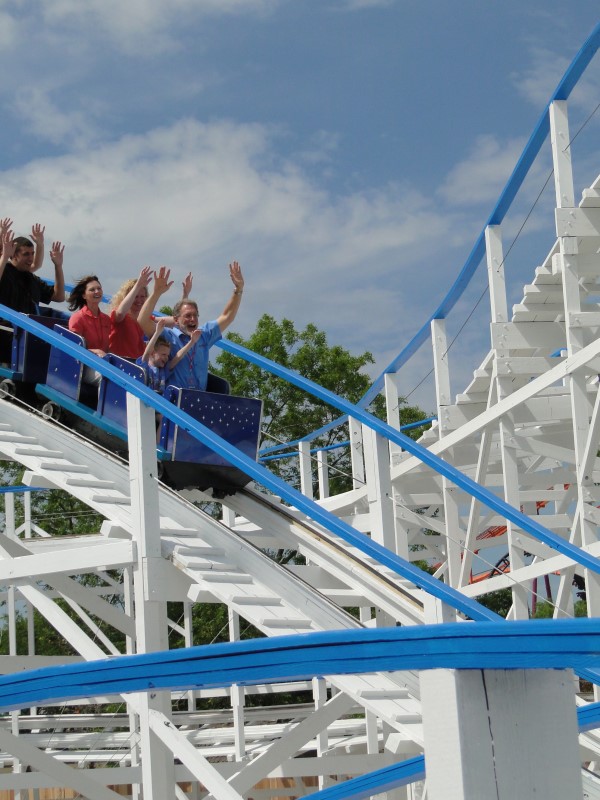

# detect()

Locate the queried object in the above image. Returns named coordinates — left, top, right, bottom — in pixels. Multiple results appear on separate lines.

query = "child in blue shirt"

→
left=138, top=317, right=202, bottom=394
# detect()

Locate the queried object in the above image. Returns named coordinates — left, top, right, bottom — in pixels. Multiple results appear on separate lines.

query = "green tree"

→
left=214, top=314, right=430, bottom=494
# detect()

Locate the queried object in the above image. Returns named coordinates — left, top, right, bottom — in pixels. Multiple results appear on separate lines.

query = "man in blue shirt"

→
left=140, top=262, right=244, bottom=391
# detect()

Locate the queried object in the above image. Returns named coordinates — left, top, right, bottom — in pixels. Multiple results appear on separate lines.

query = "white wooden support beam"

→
left=485, top=225, right=509, bottom=323
left=298, top=440, right=313, bottom=499
left=0, top=727, right=124, bottom=800
left=431, top=319, right=462, bottom=594
left=148, top=709, right=245, bottom=800
left=348, top=416, right=365, bottom=489
left=313, top=677, right=329, bottom=789
left=229, top=691, right=354, bottom=794
left=126, top=394, right=174, bottom=800
left=550, top=100, right=575, bottom=209
left=317, top=449, right=329, bottom=499
left=229, top=608, right=246, bottom=761
left=421, top=668, right=582, bottom=800
left=362, top=424, right=395, bottom=552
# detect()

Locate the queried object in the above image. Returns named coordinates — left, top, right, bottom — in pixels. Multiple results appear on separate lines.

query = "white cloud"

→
left=511, top=44, right=600, bottom=112
left=37, top=0, right=280, bottom=54
left=12, top=85, right=102, bottom=148
left=437, top=135, right=527, bottom=207
left=336, top=0, right=395, bottom=9
left=0, top=118, right=464, bottom=365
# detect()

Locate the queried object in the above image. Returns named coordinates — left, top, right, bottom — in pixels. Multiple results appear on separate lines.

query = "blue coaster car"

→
left=0, top=313, right=62, bottom=404
left=159, top=384, right=263, bottom=495
left=36, top=326, right=262, bottom=495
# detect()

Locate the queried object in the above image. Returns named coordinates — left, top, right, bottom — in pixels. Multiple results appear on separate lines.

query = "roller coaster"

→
left=0, top=21, right=600, bottom=800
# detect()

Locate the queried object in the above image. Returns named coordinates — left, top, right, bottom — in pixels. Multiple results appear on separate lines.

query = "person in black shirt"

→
left=0, top=230, right=65, bottom=364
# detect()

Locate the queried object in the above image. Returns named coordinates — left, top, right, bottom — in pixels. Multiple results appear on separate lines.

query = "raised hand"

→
left=1, top=229, right=15, bottom=261
left=229, top=260, right=244, bottom=293
left=50, top=241, right=65, bottom=268
left=152, top=266, right=174, bottom=295
left=190, top=328, right=202, bottom=343
left=182, top=271, right=193, bottom=299
left=0, top=218, right=13, bottom=235
left=137, top=265, right=153, bottom=287
left=30, top=223, right=45, bottom=246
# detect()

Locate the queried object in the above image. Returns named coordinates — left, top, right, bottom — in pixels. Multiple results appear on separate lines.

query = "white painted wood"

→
left=421, top=669, right=582, bottom=799
left=298, top=439, right=314, bottom=499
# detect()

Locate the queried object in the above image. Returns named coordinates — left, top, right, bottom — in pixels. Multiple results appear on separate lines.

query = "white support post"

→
left=123, top=565, right=141, bottom=800
left=362, top=423, right=397, bottom=626
left=550, top=101, right=600, bottom=692
left=384, top=373, right=410, bottom=561
left=298, top=440, right=313, bottom=499
left=229, top=609, right=246, bottom=761
left=486, top=224, right=528, bottom=618
left=317, top=449, right=329, bottom=499
left=5, top=493, right=22, bottom=797
left=126, top=394, right=175, bottom=800
left=432, top=319, right=461, bottom=602
left=348, top=416, right=365, bottom=489
left=421, top=668, right=582, bottom=799
left=313, top=677, right=329, bottom=789
left=184, top=603, right=196, bottom=713
left=362, top=425, right=395, bottom=552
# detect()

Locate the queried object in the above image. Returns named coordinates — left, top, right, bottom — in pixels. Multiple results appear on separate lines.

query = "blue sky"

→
left=0, top=1, right=599, bottom=410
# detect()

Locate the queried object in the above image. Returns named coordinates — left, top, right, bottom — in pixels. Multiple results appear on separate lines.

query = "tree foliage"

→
left=214, top=314, right=430, bottom=493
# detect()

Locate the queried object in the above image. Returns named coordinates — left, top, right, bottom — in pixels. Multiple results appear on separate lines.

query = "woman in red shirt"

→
left=68, top=275, right=110, bottom=385
left=108, top=267, right=155, bottom=359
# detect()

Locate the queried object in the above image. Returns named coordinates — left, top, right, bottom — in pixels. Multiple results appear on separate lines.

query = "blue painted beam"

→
left=0, top=620, right=600, bottom=712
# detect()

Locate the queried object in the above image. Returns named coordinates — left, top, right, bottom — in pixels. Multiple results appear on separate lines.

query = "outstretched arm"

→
left=31, top=224, right=45, bottom=272
left=137, top=266, right=173, bottom=336
left=168, top=327, right=201, bottom=370
left=181, top=271, right=193, bottom=300
left=50, top=241, right=65, bottom=302
left=0, top=230, right=15, bottom=282
left=114, top=266, right=153, bottom=325
left=140, top=317, right=167, bottom=364
left=216, top=261, right=244, bottom=333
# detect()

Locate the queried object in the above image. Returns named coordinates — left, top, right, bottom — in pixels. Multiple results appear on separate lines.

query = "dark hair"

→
left=173, top=299, right=198, bottom=317
left=154, top=336, right=170, bottom=349
left=68, top=275, right=101, bottom=311
left=13, top=236, right=34, bottom=254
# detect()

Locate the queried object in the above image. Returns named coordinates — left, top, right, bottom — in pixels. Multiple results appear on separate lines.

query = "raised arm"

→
left=137, top=266, right=173, bottom=336
left=216, top=261, right=244, bottom=333
left=182, top=271, right=193, bottom=300
left=0, top=218, right=13, bottom=238
left=49, top=241, right=65, bottom=302
left=114, top=266, right=153, bottom=325
left=168, top=327, right=201, bottom=370
left=30, top=224, right=45, bottom=272
left=0, top=230, right=15, bottom=282
left=140, top=317, right=167, bottom=364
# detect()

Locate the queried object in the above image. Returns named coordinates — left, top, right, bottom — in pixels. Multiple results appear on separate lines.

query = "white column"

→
left=421, top=668, right=582, bottom=800
left=432, top=319, right=461, bottom=602
left=229, top=609, right=246, bottom=761
left=317, top=449, right=329, bottom=499
left=298, top=440, right=313, bottom=499
left=348, top=416, right=365, bottom=489
left=127, top=394, right=175, bottom=799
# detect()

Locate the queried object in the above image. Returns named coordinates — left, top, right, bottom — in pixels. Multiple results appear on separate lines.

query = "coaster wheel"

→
left=0, top=379, right=16, bottom=400
left=40, top=401, right=62, bottom=422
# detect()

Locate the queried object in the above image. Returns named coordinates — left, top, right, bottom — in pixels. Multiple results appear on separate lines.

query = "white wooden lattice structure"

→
left=0, top=57, right=600, bottom=800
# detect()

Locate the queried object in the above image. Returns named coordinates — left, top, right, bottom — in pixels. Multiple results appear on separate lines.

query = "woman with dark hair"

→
left=68, top=275, right=110, bottom=384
